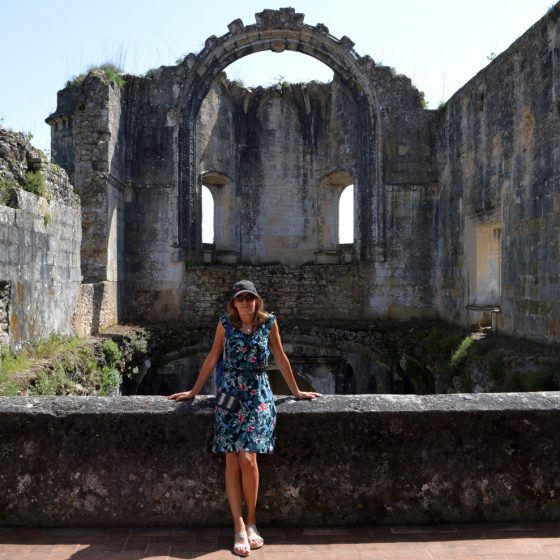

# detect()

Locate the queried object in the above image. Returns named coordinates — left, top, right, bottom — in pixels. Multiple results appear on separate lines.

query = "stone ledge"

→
left=3, top=393, right=560, bottom=415
left=1, top=394, right=560, bottom=527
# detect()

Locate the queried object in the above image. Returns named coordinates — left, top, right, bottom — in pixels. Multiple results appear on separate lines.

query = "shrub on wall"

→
left=24, top=171, right=46, bottom=198
left=0, top=335, right=126, bottom=396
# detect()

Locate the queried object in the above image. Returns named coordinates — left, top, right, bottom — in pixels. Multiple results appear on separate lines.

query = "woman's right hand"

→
left=167, top=390, right=196, bottom=401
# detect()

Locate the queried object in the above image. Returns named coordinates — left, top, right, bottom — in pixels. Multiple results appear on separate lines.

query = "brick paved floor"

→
left=2, top=522, right=560, bottom=559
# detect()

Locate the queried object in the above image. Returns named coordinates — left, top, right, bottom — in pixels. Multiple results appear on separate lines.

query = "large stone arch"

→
left=177, top=8, right=384, bottom=262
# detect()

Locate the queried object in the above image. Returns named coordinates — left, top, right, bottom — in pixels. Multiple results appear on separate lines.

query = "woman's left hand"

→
left=294, top=390, right=322, bottom=400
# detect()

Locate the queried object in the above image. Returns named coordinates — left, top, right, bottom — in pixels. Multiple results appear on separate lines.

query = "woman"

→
left=168, top=280, right=320, bottom=557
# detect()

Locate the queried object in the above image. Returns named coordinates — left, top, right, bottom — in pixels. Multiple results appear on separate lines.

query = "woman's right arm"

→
left=167, top=321, right=225, bottom=401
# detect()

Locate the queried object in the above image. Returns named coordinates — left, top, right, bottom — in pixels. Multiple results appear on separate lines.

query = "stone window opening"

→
left=338, top=184, right=354, bottom=244
left=200, top=171, right=238, bottom=264
left=201, top=185, right=214, bottom=245
left=466, top=212, right=502, bottom=328
left=315, top=171, right=355, bottom=264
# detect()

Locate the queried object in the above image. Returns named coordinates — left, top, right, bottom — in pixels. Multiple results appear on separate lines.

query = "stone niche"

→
left=47, top=7, right=560, bottom=344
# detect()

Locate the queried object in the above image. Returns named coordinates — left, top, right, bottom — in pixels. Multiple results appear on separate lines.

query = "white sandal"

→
left=233, top=530, right=250, bottom=557
left=246, top=524, right=264, bottom=549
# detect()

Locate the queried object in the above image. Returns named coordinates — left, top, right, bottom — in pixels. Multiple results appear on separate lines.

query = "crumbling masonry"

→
left=38, top=6, right=560, bottom=346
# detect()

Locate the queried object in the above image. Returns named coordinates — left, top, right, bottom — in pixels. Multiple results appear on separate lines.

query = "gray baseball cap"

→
left=231, top=280, right=259, bottom=299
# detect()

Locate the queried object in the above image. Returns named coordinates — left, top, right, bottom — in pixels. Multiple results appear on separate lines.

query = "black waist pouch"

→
left=216, top=391, right=241, bottom=413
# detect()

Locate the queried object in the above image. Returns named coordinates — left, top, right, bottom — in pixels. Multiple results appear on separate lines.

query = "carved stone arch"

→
left=177, top=7, right=384, bottom=262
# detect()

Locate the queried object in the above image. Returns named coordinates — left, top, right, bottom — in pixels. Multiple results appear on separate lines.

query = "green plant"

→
left=0, top=346, right=22, bottom=396
left=125, top=365, right=140, bottom=380
left=97, top=63, right=126, bottom=88
left=0, top=178, right=19, bottom=206
left=0, top=334, right=122, bottom=396
left=102, top=339, right=122, bottom=367
left=66, top=62, right=126, bottom=89
left=24, top=171, right=46, bottom=198
left=99, top=366, right=122, bottom=396
left=438, top=101, right=447, bottom=111
left=419, top=91, right=429, bottom=109
left=132, top=338, right=148, bottom=355
left=43, top=211, right=51, bottom=226
left=269, top=75, right=290, bottom=88
left=66, top=74, right=87, bottom=88
left=32, top=363, right=77, bottom=395
left=449, top=335, right=474, bottom=370
left=25, top=131, right=34, bottom=141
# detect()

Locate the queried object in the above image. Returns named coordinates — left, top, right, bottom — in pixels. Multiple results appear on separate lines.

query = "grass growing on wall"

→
left=0, top=347, right=32, bottom=395
left=0, top=172, right=48, bottom=205
left=0, top=335, right=125, bottom=396
left=449, top=335, right=475, bottom=370
left=66, top=62, right=126, bottom=89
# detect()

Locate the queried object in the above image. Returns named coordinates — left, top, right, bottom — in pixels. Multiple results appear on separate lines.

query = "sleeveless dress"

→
left=212, top=314, right=277, bottom=454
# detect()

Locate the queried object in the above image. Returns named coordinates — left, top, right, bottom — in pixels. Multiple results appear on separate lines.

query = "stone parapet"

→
left=1, top=394, right=560, bottom=526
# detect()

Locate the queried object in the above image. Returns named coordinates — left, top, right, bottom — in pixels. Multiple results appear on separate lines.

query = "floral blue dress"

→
left=212, top=314, right=277, bottom=454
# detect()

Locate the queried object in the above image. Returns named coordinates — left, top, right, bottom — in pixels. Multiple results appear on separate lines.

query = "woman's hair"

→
left=227, top=295, right=269, bottom=329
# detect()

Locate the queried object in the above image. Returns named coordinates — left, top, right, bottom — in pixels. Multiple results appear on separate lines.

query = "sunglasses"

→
left=234, top=293, right=256, bottom=302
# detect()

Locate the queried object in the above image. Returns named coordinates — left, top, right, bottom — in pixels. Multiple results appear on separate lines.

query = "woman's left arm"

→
left=268, top=319, right=321, bottom=400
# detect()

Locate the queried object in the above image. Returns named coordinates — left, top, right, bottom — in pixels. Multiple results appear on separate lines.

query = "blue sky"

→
left=0, top=1, right=553, bottom=155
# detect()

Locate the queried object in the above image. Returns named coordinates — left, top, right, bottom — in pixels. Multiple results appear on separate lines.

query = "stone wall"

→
left=436, top=7, right=560, bottom=342
left=45, top=8, right=560, bottom=343
left=124, top=258, right=437, bottom=325
left=47, top=12, right=439, bottom=329
left=47, top=71, right=125, bottom=333
left=2, top=394, right=560, bottom=526
left=0, top=129, right=81, bottom=351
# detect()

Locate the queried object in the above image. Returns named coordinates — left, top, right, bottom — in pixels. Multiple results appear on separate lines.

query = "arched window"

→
left=200, top=171, right=238, bottom=263
left=201, top=185, right=214, bottom=244
left=338, top=184, right=354, bottom=244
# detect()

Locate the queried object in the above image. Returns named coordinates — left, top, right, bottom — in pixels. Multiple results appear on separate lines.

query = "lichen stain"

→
left=16, top=282, right=24, bottom=304
left=9, top=312, right=18, bottom=335
left=491, top=133, right=502, bottom=167
left=514, top=106, right=535, bottom=153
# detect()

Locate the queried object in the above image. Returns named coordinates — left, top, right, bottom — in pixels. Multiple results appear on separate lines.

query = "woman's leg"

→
left=226, top=452, right=250, bottom=556
left=225, top=452, right=244, bottom=532
left=238, top=451, right=259, bottom=524
left=239, top=451, right=264, bottom=548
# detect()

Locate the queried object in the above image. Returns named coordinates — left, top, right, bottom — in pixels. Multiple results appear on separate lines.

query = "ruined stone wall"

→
left=48, top=72, right=127, bottom=333
left=436, top=7, right=560, bottom=342
left=3, top=394, right=560, bottom=526
left=57, top=8, right=560, bottom=333
left=86, top=65, right=436, bottom=324
left=120, top=68, right=186, bottom=322
left=0, top=130, right=81, bottom=350
left=195, top=78, right=363, bottom=263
